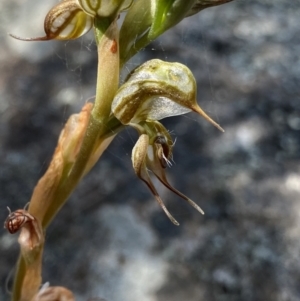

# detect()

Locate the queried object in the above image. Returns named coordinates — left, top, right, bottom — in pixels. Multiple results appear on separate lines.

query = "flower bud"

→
left=119, top=0, right=153, bottom=64
left=148, top=0, right=196, bottom=39
left=119, top=0, right=233, bottom=63
left=120, top=0, right=195, bottom=63
left=10, top=0, right=93, bottom=41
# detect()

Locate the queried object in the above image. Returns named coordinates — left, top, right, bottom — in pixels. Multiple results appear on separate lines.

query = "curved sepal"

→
left=144, top=121, right=205, bottom=215
left=131, top=121, right=205, bottom=225
left=132, top=133, right=179, bottom=225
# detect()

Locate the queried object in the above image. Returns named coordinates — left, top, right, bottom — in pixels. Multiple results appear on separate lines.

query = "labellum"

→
left=131, top=121, right=205, bottom=225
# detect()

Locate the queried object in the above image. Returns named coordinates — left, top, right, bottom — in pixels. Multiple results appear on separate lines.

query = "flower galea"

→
left=112, top=59, right=224, bottom=224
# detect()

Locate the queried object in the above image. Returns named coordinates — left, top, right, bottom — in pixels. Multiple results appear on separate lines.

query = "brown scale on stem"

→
left=4, top=206, right=43, bottom=252
left=4, top=207, right=34, bottom=234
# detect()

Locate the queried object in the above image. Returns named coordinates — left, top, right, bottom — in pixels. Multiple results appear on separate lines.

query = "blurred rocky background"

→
left=1, top=0, right=300, bottom=300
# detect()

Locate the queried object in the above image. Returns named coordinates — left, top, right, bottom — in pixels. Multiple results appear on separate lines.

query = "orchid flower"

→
left=112, top=59, right=224, bottom=224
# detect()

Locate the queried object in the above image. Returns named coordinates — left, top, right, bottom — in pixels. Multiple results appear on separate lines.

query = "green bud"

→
left=120, top=0, right=195, bottom=64
left=148, top=0, right=195, bottom=39
left=112, top=59, right=224, bottom=131
left=119, top=0, right=153, bottom=65
left=119, top=0, right=233, bottom=64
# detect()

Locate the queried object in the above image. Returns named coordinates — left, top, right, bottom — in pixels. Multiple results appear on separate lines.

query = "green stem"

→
left=93, top=18, right=120, bottom=121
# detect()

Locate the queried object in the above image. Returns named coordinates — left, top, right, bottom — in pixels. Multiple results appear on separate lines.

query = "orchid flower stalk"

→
left=4, top=0, right=233, bottom=299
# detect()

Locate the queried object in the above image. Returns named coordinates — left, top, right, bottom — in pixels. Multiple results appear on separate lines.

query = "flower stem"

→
left=12, top=16, right=121, bottom=301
